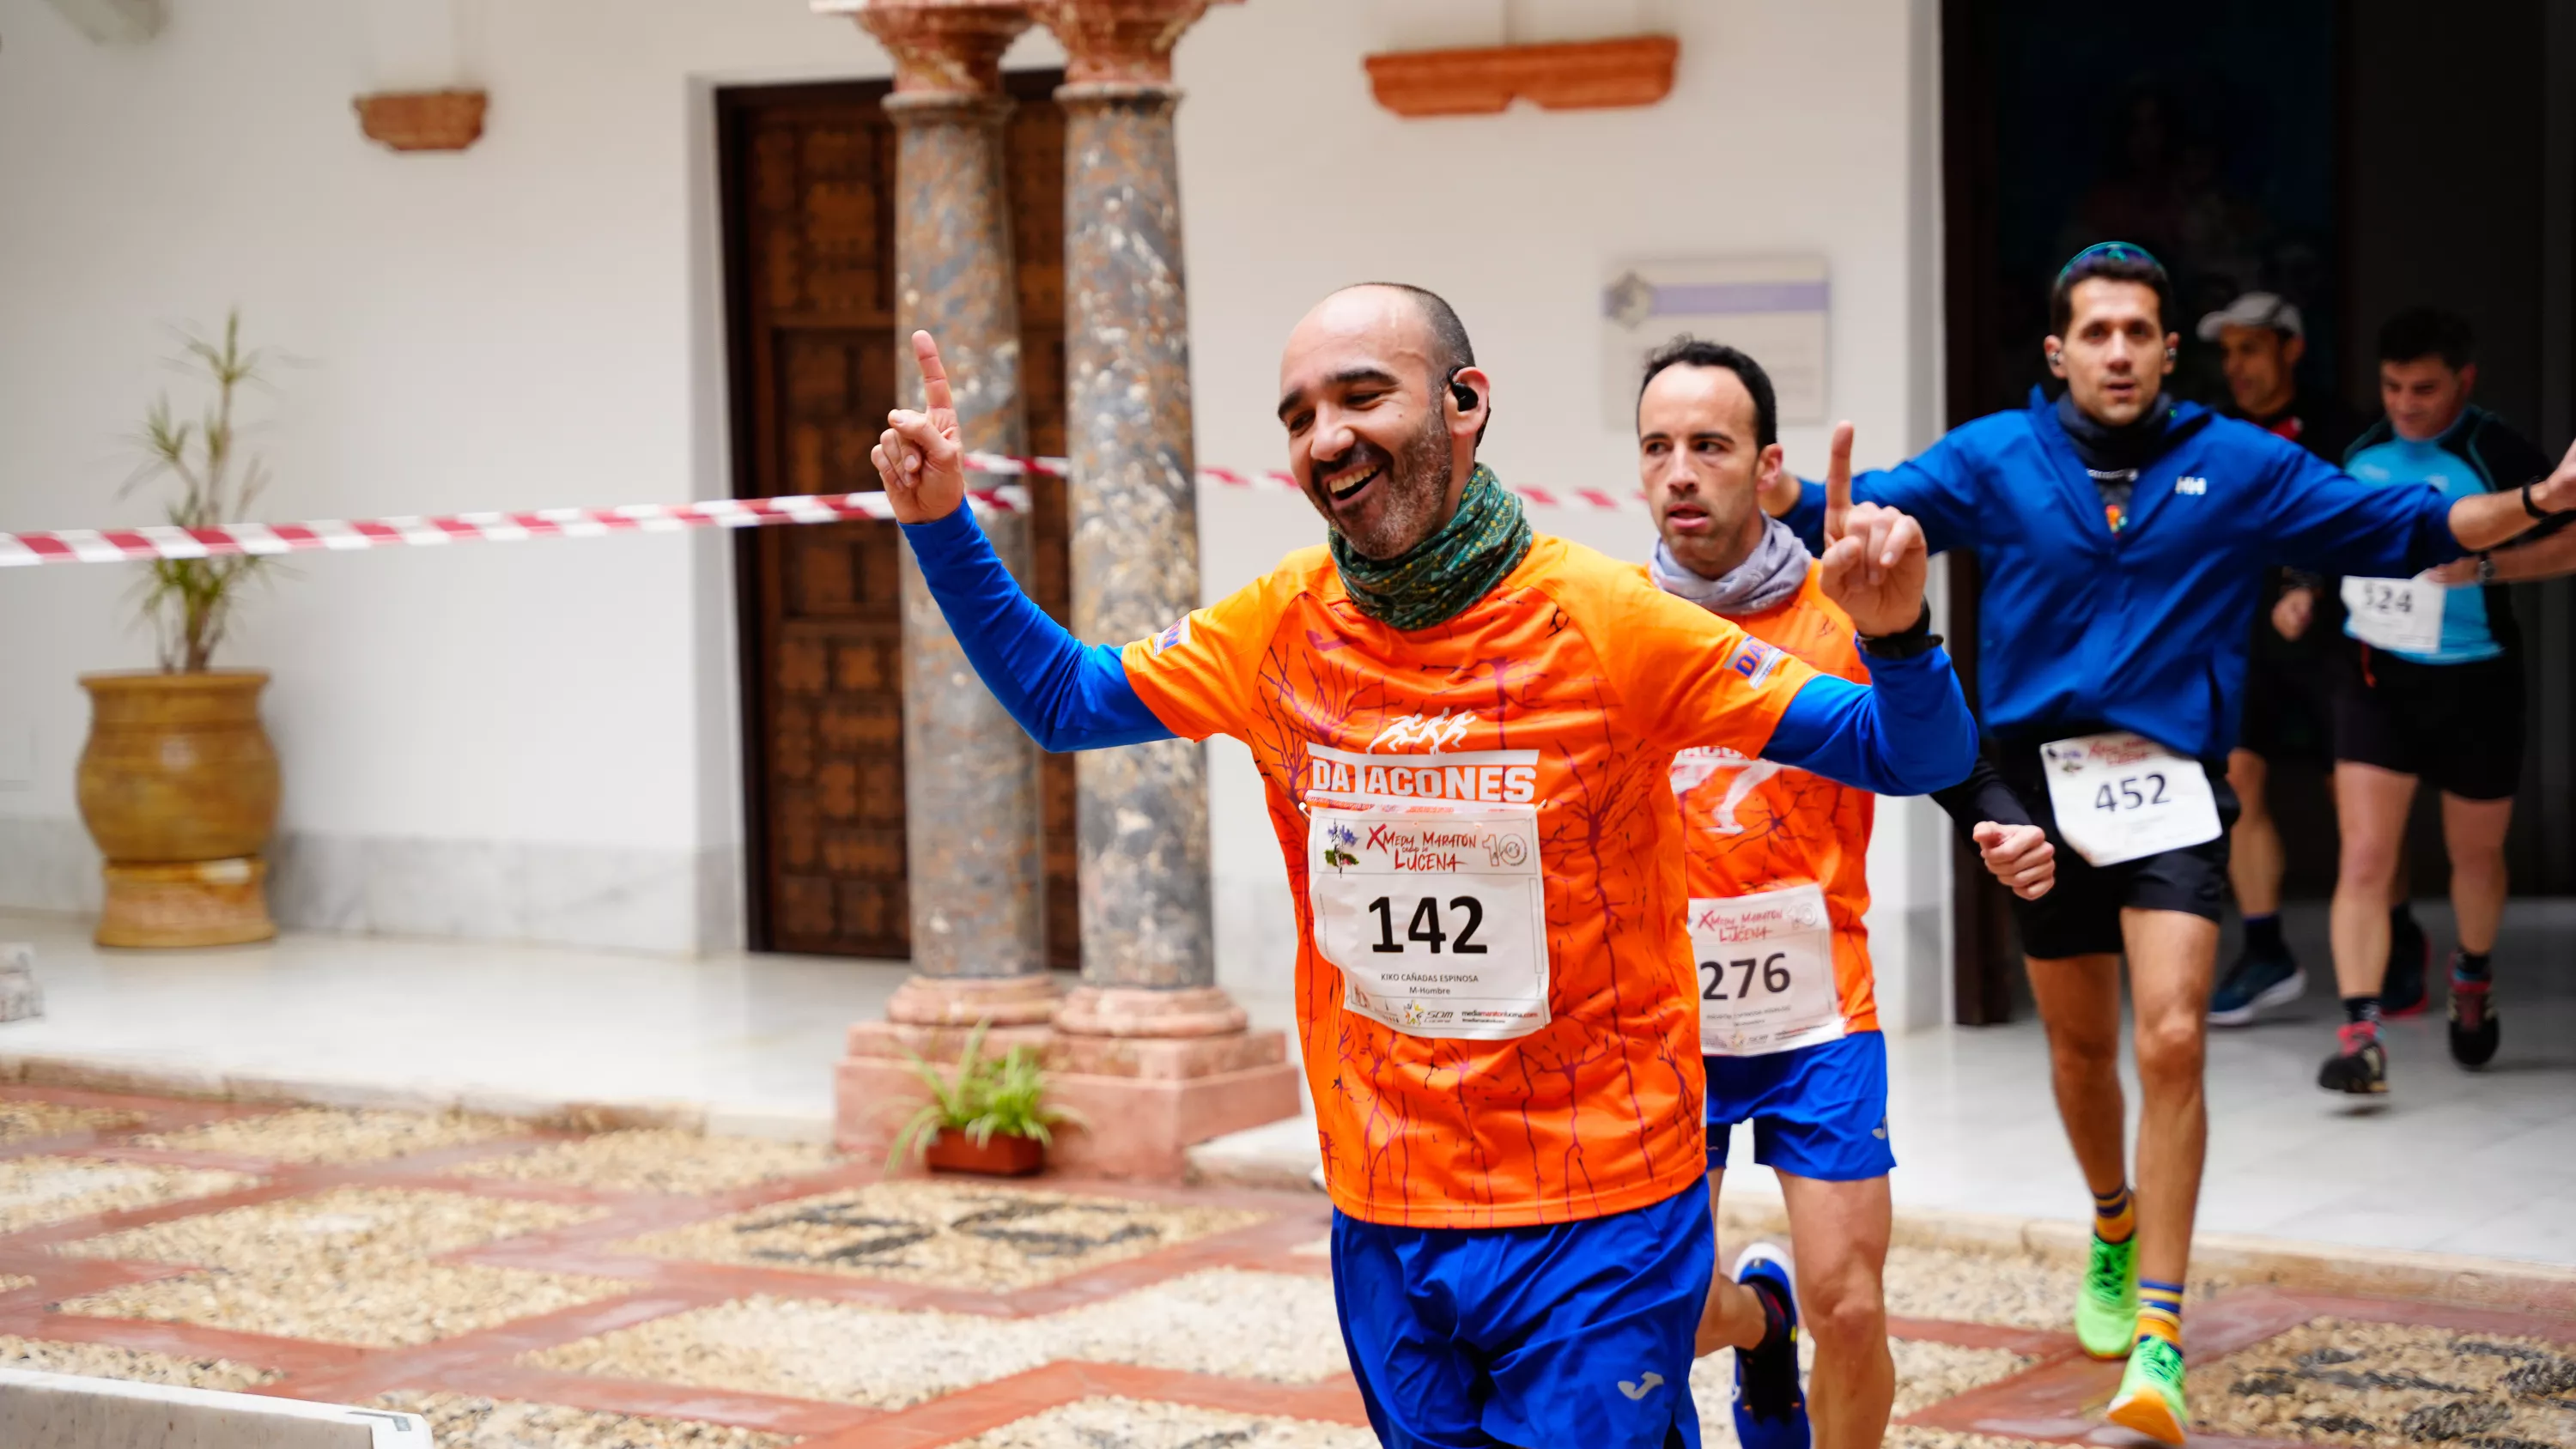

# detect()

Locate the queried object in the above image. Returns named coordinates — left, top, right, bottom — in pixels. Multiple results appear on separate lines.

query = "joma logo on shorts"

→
left=2174, top=476, right=2208, bottom=495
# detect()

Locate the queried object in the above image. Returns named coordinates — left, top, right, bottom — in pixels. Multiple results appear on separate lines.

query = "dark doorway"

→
left=1941, top=1, right=2576, bottom=1021
left=720, top=74, right=1078, bottom=963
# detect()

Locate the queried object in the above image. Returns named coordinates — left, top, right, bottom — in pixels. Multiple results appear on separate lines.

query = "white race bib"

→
left=2040, top=731, right=2223, bottom=867
left=2342, top=574, right=2446, bottom=654
left=1689, top=883, right=1844, bottom=1057
left=1308, top=793, right=1551, bottom=1040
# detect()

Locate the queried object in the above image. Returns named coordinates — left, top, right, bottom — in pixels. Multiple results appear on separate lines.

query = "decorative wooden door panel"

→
left=720, top=76, right=1073, bottom=962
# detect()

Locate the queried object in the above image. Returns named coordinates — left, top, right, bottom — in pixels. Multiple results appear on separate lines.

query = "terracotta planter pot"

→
left=922, top=1128, right=1045, bottom=1177
left=76, top=670, right=280, bottom=948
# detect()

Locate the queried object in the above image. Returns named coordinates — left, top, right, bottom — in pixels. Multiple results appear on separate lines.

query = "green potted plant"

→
left=75, top=312, right=286, bottom=948
left=887, top=1021, right=1081, bottom=1177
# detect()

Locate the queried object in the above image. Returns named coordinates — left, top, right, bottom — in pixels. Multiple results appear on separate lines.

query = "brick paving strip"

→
left=0, top=1082, right=2567, bottom=1448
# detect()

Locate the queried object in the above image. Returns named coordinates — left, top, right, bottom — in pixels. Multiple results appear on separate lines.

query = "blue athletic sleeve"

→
left=1760, top=645, right=1978, bottom=795
left=2260, top=447, right=2464, bottom=576
left=898, top=506, right=1176, bottom=753
left=1780, top=433, right=1985, bottom=558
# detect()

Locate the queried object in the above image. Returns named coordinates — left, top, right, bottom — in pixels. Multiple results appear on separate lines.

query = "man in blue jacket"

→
left=1760, top=242, right=2576, bottom=1445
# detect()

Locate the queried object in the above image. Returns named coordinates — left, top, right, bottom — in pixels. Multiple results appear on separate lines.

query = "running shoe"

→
left=2317, top=1022, right=2388, bottom=1094
left=2447, top=957, right=2500, bottom=1068
left=2383, top=912, right=2429, bottom=1016
left=1728, top=1241, right=1809, bottom=1449
left=2207, top=948, right=2305, bottom=1026
left=2106, top=1334, right=2190, bottom=1446
left=2074, top=1233, right=2137, bottom=1360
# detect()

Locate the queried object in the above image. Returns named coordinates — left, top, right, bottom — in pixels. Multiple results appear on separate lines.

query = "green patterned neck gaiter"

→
left=1329, top=464, right=1535, bottom=632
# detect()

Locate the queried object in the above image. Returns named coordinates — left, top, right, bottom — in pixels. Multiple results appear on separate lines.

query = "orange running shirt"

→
left=1121, top=534, right=1820, bottom=1229
left=1664, top=564, right=1879, bottom=1042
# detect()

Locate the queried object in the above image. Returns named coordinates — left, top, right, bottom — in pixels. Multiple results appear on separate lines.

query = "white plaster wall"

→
left=0, top=0, right=1950, bottom=1016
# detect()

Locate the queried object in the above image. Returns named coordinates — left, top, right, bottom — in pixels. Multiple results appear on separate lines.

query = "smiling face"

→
left=2051, top=278, right=2177, bottom=427
left=1639, top=363, right=1780, bottom=579
left=1276, top=288, right=1485, bottom=560
left=2380, top=355, right=2475, bottom=442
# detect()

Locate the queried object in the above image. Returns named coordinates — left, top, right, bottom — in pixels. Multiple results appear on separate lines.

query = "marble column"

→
left=828, top=0, right=1053, bottom=1159
left=1030, top=0, right=1298, bottom=1178
left=871, top=0, right=1057, bottom=1029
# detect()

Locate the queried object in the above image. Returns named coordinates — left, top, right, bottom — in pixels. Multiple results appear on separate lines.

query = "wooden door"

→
left=721, top=76, right=1074, bottom=961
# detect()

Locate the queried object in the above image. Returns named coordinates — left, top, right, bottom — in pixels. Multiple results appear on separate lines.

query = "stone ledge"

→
left=0, top=1052, right=835, bottom=1142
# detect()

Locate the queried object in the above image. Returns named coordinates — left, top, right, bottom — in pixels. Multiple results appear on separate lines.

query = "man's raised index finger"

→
left=912, top=330, right=955, bottom=415
left=1825, top=421, right=1856, bottom=500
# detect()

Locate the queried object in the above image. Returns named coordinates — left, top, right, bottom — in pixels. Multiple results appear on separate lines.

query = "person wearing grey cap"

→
left=2196, top=291, right=2365, bottom=1033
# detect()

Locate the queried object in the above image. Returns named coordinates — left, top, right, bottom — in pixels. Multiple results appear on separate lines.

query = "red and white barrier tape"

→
left=0, top=453, right=1641, bottom=569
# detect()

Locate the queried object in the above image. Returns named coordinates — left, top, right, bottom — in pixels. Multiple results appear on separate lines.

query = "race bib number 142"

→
left=1308, top=795, right=1551, bottom=1040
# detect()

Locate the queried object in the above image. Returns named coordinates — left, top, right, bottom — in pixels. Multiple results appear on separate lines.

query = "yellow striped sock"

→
left=2136, top=1279, right=2184, bottom=1348
left=2093, top=1184, right=2136, bottom=1245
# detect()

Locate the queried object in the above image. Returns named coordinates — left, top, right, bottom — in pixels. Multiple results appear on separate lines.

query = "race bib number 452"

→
left=1307, top=794, right=1551, bottom=1040
left=2039, top=731, right=2223, bottom=867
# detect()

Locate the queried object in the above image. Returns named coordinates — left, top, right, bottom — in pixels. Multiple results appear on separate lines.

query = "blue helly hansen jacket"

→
left=1785, top=391, right=2462, bottom=760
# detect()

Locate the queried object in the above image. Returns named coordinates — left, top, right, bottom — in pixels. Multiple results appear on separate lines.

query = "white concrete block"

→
left=0, top=1367, right=432, bottom=1447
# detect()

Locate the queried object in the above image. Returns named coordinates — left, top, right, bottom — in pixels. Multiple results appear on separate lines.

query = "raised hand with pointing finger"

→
left=1813, top=421, right=1933, bottom=639
left=871, top=330, right=969, bottom=524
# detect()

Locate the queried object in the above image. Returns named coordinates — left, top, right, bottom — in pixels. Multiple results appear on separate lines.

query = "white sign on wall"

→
left=1601, top=257, right=1831, bottom=430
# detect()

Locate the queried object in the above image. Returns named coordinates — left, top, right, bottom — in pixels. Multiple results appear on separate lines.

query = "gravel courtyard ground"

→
left=0, top=1083, right=2566, bottom=1448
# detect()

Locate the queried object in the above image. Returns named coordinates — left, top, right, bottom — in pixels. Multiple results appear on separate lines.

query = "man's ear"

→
left=2044, top=336, right=2067, bottom=375
left=1754, top=442, right=1787, bottom=489
left=1447, top=365, right=1492, bottom=441
left=2458, top=362, right=2479, bottom=398
left=2160, top=332, right=2181, bottom=375
left=2281, top=334, right=2307, bottom=368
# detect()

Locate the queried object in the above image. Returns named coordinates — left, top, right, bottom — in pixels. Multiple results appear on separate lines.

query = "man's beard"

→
left=1318, top=412, right=1456, bottom=561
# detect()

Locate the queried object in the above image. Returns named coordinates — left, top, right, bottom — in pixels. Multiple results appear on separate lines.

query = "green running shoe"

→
left=2074, top=1234, right=2138, bottom=1360
left=2106, top=1335, right=2188, bottom=1445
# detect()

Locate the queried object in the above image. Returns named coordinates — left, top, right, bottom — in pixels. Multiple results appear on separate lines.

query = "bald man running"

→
left=875, top=284, right=1978, bottom=1449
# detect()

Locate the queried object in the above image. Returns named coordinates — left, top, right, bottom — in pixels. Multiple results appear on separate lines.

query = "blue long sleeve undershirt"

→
left=900, top=506, right=1975, bottom=796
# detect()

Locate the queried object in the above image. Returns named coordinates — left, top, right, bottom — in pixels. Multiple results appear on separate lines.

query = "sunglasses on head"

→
left=2057, top=241, right=2166, bottom=286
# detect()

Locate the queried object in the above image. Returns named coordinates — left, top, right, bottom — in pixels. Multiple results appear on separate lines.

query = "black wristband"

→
left=1858, top=602, right=1942, bottom=660
left=2523, top=479, right=2562, bottom=520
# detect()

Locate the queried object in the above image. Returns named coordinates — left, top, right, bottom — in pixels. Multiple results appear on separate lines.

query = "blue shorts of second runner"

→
left=1705, top=1029, right=1893, bottom=1182
left=1331, top=1183, right=1711, bottom=1449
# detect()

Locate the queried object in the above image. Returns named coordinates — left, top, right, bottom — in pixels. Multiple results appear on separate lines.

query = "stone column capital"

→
left=1030, top=0, right=1237, bottom=87
left=834, top=0, right=1033, bottom=98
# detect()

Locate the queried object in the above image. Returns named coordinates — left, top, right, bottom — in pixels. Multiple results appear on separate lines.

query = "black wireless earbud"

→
left=1451, top=380, right=1479, bottom=413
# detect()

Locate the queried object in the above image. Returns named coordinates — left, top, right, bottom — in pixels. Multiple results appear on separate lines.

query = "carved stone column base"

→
left=885, top=973, right=1062, bottom=1028
left=1054, top=985, right=1242, bottom=1037
left=1041, top=1052, right=1301, bottom=1180
left=1045, top=984, right=1296, bottom=1178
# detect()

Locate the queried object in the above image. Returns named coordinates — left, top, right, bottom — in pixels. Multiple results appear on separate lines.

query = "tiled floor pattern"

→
left=0, top=1088, right=2567, bottom=1448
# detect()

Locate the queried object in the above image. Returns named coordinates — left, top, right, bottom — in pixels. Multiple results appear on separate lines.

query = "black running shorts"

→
left=1995, top=741, right=2241, bottom=961
left=2332, top=648, right=2524, bottom=801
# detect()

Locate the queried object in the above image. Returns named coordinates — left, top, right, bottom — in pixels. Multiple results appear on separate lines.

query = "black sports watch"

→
left=1858, top=603, right=1942, bottom=661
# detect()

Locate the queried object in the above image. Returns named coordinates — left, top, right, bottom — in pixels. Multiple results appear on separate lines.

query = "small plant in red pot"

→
left=888, top=1021, right=1081, bottom=1178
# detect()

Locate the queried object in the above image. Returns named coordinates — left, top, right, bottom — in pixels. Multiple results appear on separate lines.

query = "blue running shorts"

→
left=1330, top=1183, right=1712, bottom=1449
left=1704, top=1029, right=1894, bottom=1182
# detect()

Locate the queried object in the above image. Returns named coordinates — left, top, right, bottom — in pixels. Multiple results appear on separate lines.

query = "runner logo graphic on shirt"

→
left=1367, top=711, right=1478, bottom=753
left=1149, top=615, right=1192, bottom=654
left=1670, top=746, right=1786, bottom=834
